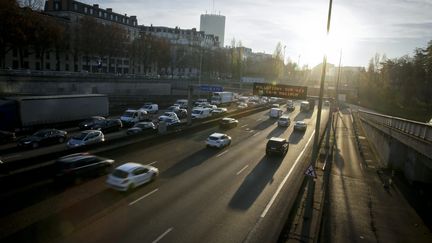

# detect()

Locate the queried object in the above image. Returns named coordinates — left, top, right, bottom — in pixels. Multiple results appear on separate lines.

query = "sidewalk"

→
left=320, top=109, right=432, bottom=243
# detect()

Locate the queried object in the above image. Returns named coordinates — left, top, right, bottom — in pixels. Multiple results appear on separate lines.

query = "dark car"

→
left=18, top=129, right=67, bottom=149
left=127, top=122, right=157, bottom=135
left=266, top=137, right=289, bottom=156
left=90, top=119, right=122, bottom=133
left=219, top=117, right=238, bottom=129
left=287, top=104, right=295, bottom=112
left=78, top=116, right=106, bottom=130
left=0, top=130, right=16, bottom=144
left=55, top=153, right=114, bottom=181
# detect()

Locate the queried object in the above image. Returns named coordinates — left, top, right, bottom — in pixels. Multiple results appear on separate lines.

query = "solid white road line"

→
left=257, top=118, right=263, bottom=121
left=253, top=131, right=261, bottom=137
left=148, top=161, right=158, bottom=165
left=216, top=150, right=229, bottom=157
left=129, top=188, right=159, bottom=206
left=241, top=124, right=248, bottom=128
left=152, top=227, right=174, bottom=243
left=260, top=130, right=316, bottom=218
left=236, top=165, right=249, bottom=175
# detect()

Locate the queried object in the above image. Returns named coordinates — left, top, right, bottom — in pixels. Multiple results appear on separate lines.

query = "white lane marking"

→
left=257, top=118, right=263, bottom=121
left=241, top=124, right=248, bottom=128
left=152, top=227, right=174, bottom=243
left=236, top=165, right=249, bottom=175
left=253, top=131, right=261, bottom=137
left=129, top=188, right=159, bottom=206
left=148, top=161, right=158, bottom=165
left=4, top=154, right=21, bottom=160
left=216, top=150, right=229, bottom=157
left=261, top=130, right=315, bottom=218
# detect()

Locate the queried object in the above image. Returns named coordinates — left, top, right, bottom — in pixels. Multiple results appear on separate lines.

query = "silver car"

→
left=67, top=130, right=105, bottom=148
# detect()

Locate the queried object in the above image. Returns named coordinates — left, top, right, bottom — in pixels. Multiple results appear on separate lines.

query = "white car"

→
left=67, top=130, right=104, bottom=148
left=278, top=115, right=291, bottom=127
left=106, top=163, right=159, bottom=192
left=294, top=121, right=307, bottom=131
left=158, top=115, right=180, bottom=126
left=206, top=133, right=231, bottom=148
left=211, top=107, right=228, bottom=115
left=163, top=112, right=180, bottom=120
left=237, top=102, right=248, bottom=109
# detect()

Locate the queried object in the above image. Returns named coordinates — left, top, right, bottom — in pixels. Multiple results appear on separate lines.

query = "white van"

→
left=191, top=108, right=212, bottom=119
left=269, top=108, right=283, bottom=118
left=120, top=109, right=148, bottom=127
left=141, top=103, right=158, bottom=114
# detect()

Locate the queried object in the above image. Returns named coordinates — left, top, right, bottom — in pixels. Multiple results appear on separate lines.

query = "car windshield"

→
left=208, top=136, right=219, bottom=140
left=73, top=132, right=89, bottom=140
left=268, top=140, right=284, bottom=147
left=123, top=111, right=134, bottom=117
left=192, top=110, right=202, bottom=114
left=33, top=130, right=49, bottom=137
left=111, top=169, right=129, bottom=179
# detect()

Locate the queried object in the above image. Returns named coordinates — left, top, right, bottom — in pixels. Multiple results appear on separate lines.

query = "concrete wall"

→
left=361, top=119, right=432, bottom=183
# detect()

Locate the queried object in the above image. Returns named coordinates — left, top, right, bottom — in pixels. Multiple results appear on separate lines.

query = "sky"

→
left=83, top=0, right=432, bottom=67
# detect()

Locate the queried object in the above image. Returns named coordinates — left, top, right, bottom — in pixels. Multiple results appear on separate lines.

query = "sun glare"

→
left=294, top=6, right=358, bottom=67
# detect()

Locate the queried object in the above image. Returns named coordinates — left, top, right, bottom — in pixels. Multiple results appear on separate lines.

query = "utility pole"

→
left=336, top=49, right=342, bottom=106
left=303, top=0, right=333, bottom=232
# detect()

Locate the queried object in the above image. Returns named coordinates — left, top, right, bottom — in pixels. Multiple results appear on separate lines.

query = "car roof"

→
left=116, top=162, right=150, bottom=172
left=222, top=117, right=235, bottom=121
left=296, top=121, right=306, bottom=124
left=209, top=133, right=226, bottom=138
left=280, top=115, right=290, bottom=119
left=269, top=137, right=286, bottom=142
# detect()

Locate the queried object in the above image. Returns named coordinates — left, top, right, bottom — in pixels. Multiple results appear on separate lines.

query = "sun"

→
left=294, top=5, right=358, bottom=67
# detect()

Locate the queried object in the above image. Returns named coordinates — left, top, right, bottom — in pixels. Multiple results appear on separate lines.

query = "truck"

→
left=120, top=109, right=149, bottom=127
left=0, top=94, right=109, bottom=131
left=211, top=92, right=234, bottom=105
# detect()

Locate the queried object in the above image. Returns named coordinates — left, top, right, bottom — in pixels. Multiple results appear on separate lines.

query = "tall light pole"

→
left=336, top=49, right=342, bottom=105
left=303, top=0, right=333, bottom=233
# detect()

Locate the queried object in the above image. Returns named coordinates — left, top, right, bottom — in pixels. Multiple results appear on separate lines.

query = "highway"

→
left=1, top=103, right=329, bottom=243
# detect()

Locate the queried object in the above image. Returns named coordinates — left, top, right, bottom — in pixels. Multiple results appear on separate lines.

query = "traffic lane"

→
left=245, top=109, right=330, bottom=243
left=0, top=106, right=277, bottom=236
left=57, top=107, right=319, bottom=243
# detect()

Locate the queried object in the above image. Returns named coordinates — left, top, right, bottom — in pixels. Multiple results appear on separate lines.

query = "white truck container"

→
left=211, top=92, right=234, bottom=105
left=0, top=94, right=109, bottom=130
left=191, top=108, right=212, bottom=119
left=120, top=109, right=148, bottom=127
left=269, top=108, right=283, bottom=118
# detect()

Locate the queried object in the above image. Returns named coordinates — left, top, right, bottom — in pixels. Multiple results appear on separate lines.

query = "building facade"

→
left=200, top=14, right=226, bottom=48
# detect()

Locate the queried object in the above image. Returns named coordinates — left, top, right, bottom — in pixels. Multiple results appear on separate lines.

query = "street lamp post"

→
left=303, top=0, right=333, bottom=237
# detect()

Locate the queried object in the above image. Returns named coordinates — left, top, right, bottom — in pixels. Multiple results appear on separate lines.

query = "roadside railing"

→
left=358, top=110, right=432, bottom=142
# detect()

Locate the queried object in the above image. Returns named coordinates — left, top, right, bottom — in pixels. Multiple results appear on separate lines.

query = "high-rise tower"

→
left=200, top=13, right=225, bottom=48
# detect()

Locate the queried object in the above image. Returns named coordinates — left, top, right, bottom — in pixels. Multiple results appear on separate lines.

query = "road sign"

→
left=199, top=85, right=223, bottom=92
left=253, top=83, right=307, bottom=99
left=305, top=165, right=317, bottom=178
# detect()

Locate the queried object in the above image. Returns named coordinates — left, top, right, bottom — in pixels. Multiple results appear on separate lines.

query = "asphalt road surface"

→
left=1, top=103, right=329, bottom=243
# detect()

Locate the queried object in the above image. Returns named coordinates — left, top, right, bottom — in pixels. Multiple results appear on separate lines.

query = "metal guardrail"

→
left=358, top=110, right=432, bottom=143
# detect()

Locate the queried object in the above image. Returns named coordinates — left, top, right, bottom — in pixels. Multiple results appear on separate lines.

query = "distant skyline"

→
left=82, top=0, right=432, bottom=67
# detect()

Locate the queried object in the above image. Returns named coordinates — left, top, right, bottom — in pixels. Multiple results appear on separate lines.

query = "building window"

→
left=126, top=19, right=129, bottom=24
left=46, top=63, right=51, bottom=70
left=23, top=61, right=29, bottom=69
left=54, top=2, right=59, bottom=10
left=99, top=11, right=102, bottom=17
left=90, top=8, right=93, bottom=14
left=84, top=7, right=87, bottom=13
left=104, top=12, right=107, bottom=18
left=73, top=3, right=77, bottom=11
left=65, top=64, right=69, bottom=71
left=35, top=62, right=40, bottom=70
left=110, top=14, right=113, bottom=20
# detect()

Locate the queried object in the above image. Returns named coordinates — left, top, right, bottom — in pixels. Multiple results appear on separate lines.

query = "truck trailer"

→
left=211, top=92, right=234, bottom=105
left=0, top=94, right=109, bottom=131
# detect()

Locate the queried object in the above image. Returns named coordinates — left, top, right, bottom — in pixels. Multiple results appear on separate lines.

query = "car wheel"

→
left=151, top=173, right=156, bottom=181
left=127, top=183, right=135, bottom=192
left=32, top=142, right=39, bottom=149
left=228, top=140, right=231, bottom=146
left=58, top=137, right=65, bottom=143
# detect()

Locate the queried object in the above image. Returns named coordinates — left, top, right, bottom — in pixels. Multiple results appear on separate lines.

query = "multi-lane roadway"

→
left=1, top=103, right=329, bottom=243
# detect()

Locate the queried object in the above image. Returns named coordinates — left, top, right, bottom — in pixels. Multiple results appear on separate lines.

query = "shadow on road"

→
left=266, top=126, right=286, bottom=139
left=251, top=117, right=276, bottom=131
left=228, top=155, right=282, bottom=210
left=288, top=130, right=305, bottom=144
left=162, top=147, right=220, bottom=178
left=294, top=110, right=313, bottom=121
